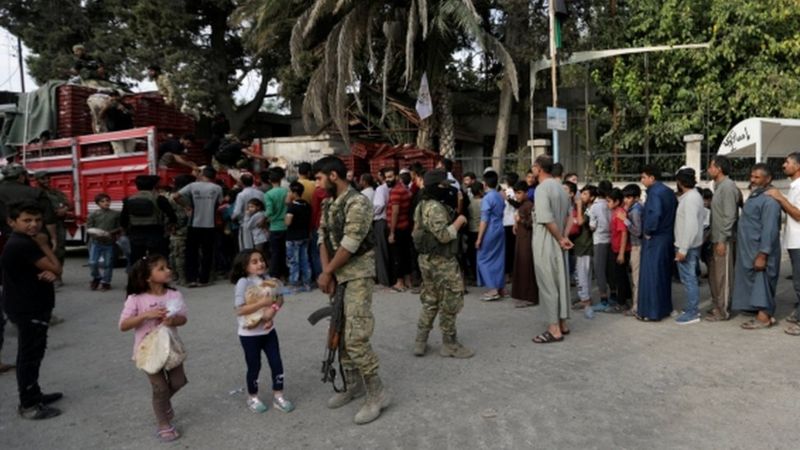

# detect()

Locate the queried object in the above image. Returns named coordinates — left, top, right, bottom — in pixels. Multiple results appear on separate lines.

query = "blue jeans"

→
left=309, top=229, right=322, bottom=280
left=676, top=246, right=701, bottom=314
left=286, top=239, right=311, bottom=286
left=89, top=242, right=115, bottom=284
left=239, top=330, right=283, bottom=394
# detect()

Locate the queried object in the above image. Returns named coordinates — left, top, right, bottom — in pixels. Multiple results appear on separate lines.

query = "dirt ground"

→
left=2, top=256, right=800, bottom=449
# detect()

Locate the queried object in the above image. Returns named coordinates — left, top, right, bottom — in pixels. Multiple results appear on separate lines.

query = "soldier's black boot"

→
left=354, top=373, right=390, bottom=425
left=327, top=368, right=365, bottom=409
left=413, top=329, right=429, bottom=356
left=440, top=333, right=475, bottom=358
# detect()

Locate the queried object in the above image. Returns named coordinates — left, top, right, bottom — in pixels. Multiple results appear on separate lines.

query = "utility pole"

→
left=549, top=0, right=558, bottom=162
left=17, top=36, right=25, bottom=92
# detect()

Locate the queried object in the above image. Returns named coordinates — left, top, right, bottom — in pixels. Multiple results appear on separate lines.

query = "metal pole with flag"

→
left=416, top=72, right=433, bottom=120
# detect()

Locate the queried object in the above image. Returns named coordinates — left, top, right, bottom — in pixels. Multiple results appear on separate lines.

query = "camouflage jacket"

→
left=318, top=186, right=375, bottom=283
left=413, top=199, right=458, bottom=257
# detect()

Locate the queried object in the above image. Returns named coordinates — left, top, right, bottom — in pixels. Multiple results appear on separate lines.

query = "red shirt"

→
left=610, top=206, right=631, bottom=253
left=310, top=187, right=329, bottom=230
left=387, top=183, right=412, bottom=231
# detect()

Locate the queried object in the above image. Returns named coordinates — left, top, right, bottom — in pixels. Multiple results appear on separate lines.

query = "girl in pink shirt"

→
left=119, top=255, right=188, bottom=443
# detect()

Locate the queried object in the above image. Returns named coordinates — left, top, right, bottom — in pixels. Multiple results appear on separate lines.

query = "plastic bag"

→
left=135, top=326, right=186, bottom=374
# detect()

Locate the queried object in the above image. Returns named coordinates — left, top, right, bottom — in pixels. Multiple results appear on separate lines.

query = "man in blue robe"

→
left=732, top=164, right=782, bottom=329
left=476, top=170, right=506, bottom=301
left=637, top=165, right=677, bottom=321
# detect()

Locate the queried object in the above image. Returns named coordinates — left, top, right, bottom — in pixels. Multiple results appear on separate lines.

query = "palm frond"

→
left=380, top=20, right=396, bottom=121
left=480, top=31, right=519, bottom=100
left=290, top=7, right=315, bottom=74
left=304, top=0, right=336, bottom=38
left=404, top=0, right=418, bottom=90
left=418, top=0, right=428, bottom=40
left=460, top=0, right=482, bottom=23
left=303, top=65, right=328, bottom=132
left=335, top=9, right=362, bottom=146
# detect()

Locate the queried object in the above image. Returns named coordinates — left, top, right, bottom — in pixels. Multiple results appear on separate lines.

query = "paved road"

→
left=2, top=256, right=800, bottom=449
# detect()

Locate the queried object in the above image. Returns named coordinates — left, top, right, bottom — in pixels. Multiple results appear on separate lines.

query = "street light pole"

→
left=17, top=36, right=25, bottom=93
left=549, top=0, right=559, bottom=162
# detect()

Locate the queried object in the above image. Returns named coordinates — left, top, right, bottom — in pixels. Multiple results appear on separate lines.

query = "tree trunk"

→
left=437, top=87, right=455, bottom=158
left=416, top=118, right=434, bottom=150
left=492, top=77, right=513, bottom=173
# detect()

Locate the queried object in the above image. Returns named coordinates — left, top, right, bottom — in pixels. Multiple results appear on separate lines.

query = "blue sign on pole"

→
left=546, top=107, right=568, bottom=131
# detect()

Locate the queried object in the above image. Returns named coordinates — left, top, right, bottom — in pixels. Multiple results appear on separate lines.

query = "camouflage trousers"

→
left=54, top=222, right=67, bottom=264
left=340, top=277, right=380, bottom=377
left=170, top=235, right=187, bottom=284
left=418, top=254, right=464, bottom=337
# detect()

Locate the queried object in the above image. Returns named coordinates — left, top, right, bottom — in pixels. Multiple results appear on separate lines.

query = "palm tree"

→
left=240, top=0, right=519, bottom=158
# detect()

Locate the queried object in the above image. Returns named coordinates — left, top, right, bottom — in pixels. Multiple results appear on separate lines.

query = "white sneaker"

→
left=247, top=396, right=268, bottom=413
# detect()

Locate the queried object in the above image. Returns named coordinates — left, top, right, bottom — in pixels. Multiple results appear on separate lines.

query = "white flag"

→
left=415, top=72, right=433, bottom=120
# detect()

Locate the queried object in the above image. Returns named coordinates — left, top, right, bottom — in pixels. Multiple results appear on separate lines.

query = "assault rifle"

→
left=307, top=283, right=347, bottom=393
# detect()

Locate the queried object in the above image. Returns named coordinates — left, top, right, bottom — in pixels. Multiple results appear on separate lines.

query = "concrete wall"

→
left=259, top=134, right=348, bottom=162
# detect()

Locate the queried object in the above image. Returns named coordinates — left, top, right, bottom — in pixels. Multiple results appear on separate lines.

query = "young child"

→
left=621, top=184, right=643, bottom=316
left=511, top=181, right=537, bottom=306
left=230, top=249, right=294, bottom=414
left=1, top=201, right=63, bottom=420
left=86, top=193, right=121, bottom=291
left=607, top=188, right=631, bottom=313
left=466, top=182, right=483, bottom=284
left=119, top=255, right=188, bottom=442
left=572, top=186, right=596, bottom=314
left=240, top=198, right=268, bottom=252
left=589, top=181, right=613, bottom=311
left=285, top=181, right=311, bottom=291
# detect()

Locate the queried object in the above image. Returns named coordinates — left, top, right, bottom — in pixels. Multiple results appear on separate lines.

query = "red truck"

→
left=16, top=126, right=196, bottom=244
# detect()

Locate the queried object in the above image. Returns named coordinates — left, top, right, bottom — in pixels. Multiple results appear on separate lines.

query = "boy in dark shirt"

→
left=285, top=182, right=311, bottom=291
left=1, top=201, right=63, bottom=420
left=86, top=193, right=122, bottom=291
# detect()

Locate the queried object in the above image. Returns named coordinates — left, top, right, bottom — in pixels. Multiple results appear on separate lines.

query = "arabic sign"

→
left=719, top=125, right=753, bottom=152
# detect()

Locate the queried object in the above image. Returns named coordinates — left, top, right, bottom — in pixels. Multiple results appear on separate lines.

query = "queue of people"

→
left=5, top=150, right=800, bottom=443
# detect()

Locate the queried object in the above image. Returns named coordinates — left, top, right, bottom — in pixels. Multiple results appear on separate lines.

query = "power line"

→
left=0, top=66, right=19, bottom=89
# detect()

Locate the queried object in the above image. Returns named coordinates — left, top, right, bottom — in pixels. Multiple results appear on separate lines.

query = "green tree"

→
left=1, top=0, right=277, bottom=134
left=242, top=0, right=519, bottom=158
left=0, top=1, right=133, bottom=84
left=584, top=0, right=800, bottom=177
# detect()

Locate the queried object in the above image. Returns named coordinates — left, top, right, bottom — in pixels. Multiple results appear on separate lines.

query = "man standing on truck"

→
left=100, top=92, right=136, bottom=155
left=121, top=175, right=176, bottom=262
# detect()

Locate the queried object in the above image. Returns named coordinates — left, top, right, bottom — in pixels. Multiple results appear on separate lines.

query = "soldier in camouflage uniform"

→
left=168, top=174, right=195, bottom=285
left=34, top=173, right=71, bottom=280
left=313, top=156, right=389, bottom=425
left=412, top=169, right=474, bottom=358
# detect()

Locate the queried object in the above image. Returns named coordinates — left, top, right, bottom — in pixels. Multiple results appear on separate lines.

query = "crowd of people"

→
left=5, top=149, right=800, bottom=442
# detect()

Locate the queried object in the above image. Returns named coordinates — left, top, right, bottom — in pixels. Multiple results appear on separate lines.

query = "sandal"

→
left=571, top=300, right=590, bottom=311
left=785, top=324, right=800, bottom=336
left=560, top=328, right=571, bottom=335
left=157, top=425, right=180, bottom=442
left=481, top=293, right=501, bottom=302
left=390, top=286, right=406, bottom=293
left=740, top=317, right=776, bottom=330
left=623, top=309, right=637, bottom=317
left=514, top=300, right=535, bottom=308
left=603, top=304, right=626, bottom=314
left=785, top=315, right=800, bottom=325
left=532, top=331, right=564, bottom=344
